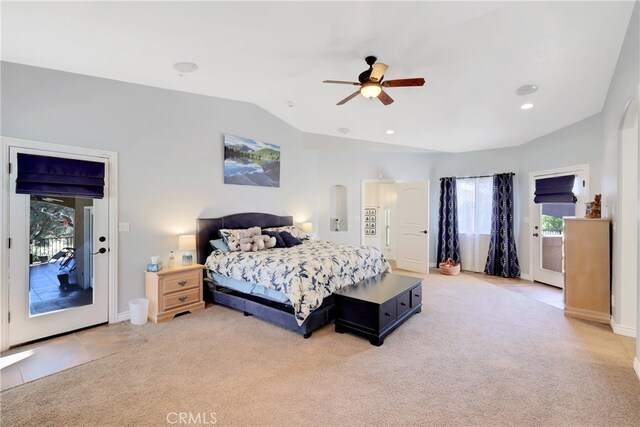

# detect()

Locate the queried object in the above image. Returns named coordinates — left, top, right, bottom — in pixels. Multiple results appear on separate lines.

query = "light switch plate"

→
left=119, top=222, right=130, bottom=232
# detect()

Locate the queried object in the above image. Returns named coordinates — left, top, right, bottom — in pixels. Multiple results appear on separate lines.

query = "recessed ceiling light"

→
left=337, top=127, right=350, bottom=134
left=285, top=101, right=296, bottom=108
left=386, top=129, right=395, bottom=135
left=516, top=84, right=538, bottom=96
left=521, top=103, right=534, bottom=110
left=173, top=62, right=198, bottom=73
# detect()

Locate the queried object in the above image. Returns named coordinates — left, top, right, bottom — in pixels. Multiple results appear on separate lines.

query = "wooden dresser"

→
left=563, top=218, right=611, bottom=324
left=145, top=264, right=205, bottom=323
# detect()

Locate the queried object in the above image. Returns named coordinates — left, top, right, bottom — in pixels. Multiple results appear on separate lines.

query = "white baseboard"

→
left=634, top=358, right=640, bottom=381
left=116, top=311, right=130, bottom=322
left=610, top=317, right=637, bottom=337
left=520, top=272, right=532, bottom=281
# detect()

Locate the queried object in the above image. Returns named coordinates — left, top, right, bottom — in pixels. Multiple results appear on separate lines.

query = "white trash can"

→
left=129, top=298, right=149, bottom=325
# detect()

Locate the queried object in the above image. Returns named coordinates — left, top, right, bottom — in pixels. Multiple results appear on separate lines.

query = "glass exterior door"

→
left=8, top=147, right=109, bottom=346
left=533, top=203, right=576, bottom=288
left=28, top=195, right=95, bottom=316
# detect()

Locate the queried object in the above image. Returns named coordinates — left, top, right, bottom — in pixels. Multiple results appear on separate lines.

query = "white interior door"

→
left=8, top=147, right=109, bottom=346
left=531, top=168, right=588, bottom=288
left=396, top=181, right=429, bottom=273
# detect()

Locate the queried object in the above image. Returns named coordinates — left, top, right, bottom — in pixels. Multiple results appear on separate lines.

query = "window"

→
left=456, top=177, right=493, bottom=235
left=456, top=177, right=493, bottom=272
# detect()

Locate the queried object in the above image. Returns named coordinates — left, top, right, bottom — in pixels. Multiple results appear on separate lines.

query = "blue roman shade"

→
left=16, top=153, right=105, bottom=199
left=534, top=175, right=576, bottom=204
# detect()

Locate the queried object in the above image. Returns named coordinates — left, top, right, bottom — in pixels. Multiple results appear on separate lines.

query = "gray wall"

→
left=307, top=133, right=432, bottom=247
left=428, top=113, right=604, bottom=275
left=599, top=3, right=639, bottom=339
left=1, top=62, right=318, bottom=314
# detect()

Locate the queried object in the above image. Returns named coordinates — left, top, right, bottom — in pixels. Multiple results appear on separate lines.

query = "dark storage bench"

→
left=333, top=273, right=422, bottom=346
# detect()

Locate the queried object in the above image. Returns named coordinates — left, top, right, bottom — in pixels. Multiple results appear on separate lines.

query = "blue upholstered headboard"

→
left=196, top=213, right=293, bottom=265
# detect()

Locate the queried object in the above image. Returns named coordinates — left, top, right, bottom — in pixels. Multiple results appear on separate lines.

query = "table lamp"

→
left=178, top=234, right=196, bottom=265
left=301, top=222, right=313, bottom=234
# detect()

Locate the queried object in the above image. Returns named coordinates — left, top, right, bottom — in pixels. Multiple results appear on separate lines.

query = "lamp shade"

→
left=178, top=235, right=196, bottom=251
left=301, top=222, right=313, bottom=233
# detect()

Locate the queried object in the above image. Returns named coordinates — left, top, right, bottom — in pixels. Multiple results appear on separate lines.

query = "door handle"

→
left=420, top=230, right=428, bottom=234
left=91, top=247, right=107, bottom=255
left=533, top=233, right=539, bottom=237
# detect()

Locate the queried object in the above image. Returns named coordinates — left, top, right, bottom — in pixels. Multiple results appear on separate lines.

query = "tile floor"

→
left=0, top=322, right=146, bottom=391
left=29, top=262, right=93, bottom=315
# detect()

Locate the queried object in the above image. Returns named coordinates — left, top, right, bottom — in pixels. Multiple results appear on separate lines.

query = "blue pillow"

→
left=263, top=230, right=286, bottom=248
left=209, top=239, right=230, bottom=253
left=280, top=231, right=303, bottom=248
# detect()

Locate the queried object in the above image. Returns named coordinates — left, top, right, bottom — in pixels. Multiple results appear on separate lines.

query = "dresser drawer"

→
left=162, top=271, right=200, bottom=294
left=379, top=299, right=397, bottom=330
left=163, top=288, right=200, bottom=311
left=396, top=291, right=411, bottom=316
left=410, top=285, right=422, bottom=308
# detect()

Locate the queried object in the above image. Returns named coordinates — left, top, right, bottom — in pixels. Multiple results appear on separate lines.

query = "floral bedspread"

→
left=205, top=240, right=391, bottom=325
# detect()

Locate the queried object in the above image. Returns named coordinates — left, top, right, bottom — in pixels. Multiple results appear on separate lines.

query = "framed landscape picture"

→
left=223, top=134, right=281, bottom=187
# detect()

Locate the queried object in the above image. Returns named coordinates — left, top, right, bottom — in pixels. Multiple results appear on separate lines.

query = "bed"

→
left=196, top=212, right=390, bottom=338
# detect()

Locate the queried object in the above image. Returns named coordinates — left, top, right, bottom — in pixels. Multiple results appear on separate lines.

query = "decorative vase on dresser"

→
left=563, top=217, right=611, bottom=324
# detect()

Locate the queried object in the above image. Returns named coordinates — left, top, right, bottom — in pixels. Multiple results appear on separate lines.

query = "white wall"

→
left=600, top=2, right=639, bottom=338
left=1, top=62, right=318, bottom=315
left=429, top=113, right=604, bottom=275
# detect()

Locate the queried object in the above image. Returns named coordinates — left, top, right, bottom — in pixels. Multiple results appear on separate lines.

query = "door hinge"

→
left=583, top=180, right=585, bottom=187
left=8, top=163, right=11, bottom=174
left=7, top=238, right=11, bottom=249
left=8, top=311, right=10, bottom=323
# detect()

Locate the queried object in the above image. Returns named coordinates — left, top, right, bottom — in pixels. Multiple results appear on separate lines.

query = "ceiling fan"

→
left=323, top=56, right=425, bottom=106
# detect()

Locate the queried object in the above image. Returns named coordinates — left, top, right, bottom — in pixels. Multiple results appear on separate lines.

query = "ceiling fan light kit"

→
left=361, top=82, right=382, bottom=99
left=323, top=56, right=425, bottom=106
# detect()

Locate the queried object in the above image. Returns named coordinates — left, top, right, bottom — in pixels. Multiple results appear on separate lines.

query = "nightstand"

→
left=145, top=264, right=205, bottom=323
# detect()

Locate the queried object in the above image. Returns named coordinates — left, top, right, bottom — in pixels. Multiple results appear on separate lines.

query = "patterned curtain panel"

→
left=437, top=177, right=461, bottom=264
left=484, top=173, right=521, bottom=277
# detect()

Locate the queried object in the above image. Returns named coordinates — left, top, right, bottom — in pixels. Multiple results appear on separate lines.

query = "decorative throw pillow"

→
left=264, top=225, right=310, bottom=240
left=263, top=230, right=286, bottom=248
left=209, top=239, right=230, bottom=253
left=280, top=231, right=303, bottom=247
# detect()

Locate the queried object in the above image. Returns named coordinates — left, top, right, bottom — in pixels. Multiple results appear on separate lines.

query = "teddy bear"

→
left=239, top=227, right=277, bottom=252
left=590, top=194, right=602, bottom=218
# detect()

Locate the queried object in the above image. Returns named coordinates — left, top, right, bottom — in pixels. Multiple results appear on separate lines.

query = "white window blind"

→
left=456, top=177, right=493, bottom=272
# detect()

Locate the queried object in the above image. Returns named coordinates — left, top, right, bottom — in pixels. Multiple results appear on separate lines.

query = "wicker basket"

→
left=439, top=258, right=461, bottom=276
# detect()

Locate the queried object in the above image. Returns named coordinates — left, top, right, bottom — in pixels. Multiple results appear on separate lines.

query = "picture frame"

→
left=223, top=134, right=281, bottom=187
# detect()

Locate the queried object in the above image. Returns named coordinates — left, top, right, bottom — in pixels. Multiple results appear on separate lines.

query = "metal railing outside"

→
left=30, top=237, right=74, bottom=263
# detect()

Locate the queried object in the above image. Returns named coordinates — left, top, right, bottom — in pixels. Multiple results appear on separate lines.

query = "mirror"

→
left=329, top=185, right=348, bottom=232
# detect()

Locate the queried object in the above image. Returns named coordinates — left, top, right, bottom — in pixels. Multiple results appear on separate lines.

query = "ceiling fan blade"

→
left=369, top=63, right=388, bottom=83
left=323, top=80, right=361, bottom=86
left=378, top=89, right=394, bottom=106
left=382, top=78, right=426, bottom=87
left=337, top=90, right=361, bottom=105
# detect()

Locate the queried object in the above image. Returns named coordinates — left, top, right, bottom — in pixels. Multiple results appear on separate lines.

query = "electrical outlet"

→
left=119, top=222, right=130, bottom=232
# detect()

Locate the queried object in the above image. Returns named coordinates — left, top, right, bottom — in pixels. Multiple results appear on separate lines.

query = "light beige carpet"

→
left=1, top=273, right=638, bottom=426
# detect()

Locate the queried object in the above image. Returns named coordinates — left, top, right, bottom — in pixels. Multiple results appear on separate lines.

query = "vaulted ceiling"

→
left=1, top=1, right=635, bottom=152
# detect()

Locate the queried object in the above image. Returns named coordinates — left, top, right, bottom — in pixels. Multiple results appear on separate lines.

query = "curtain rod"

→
left=439, top=172, right=515, bottom=180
